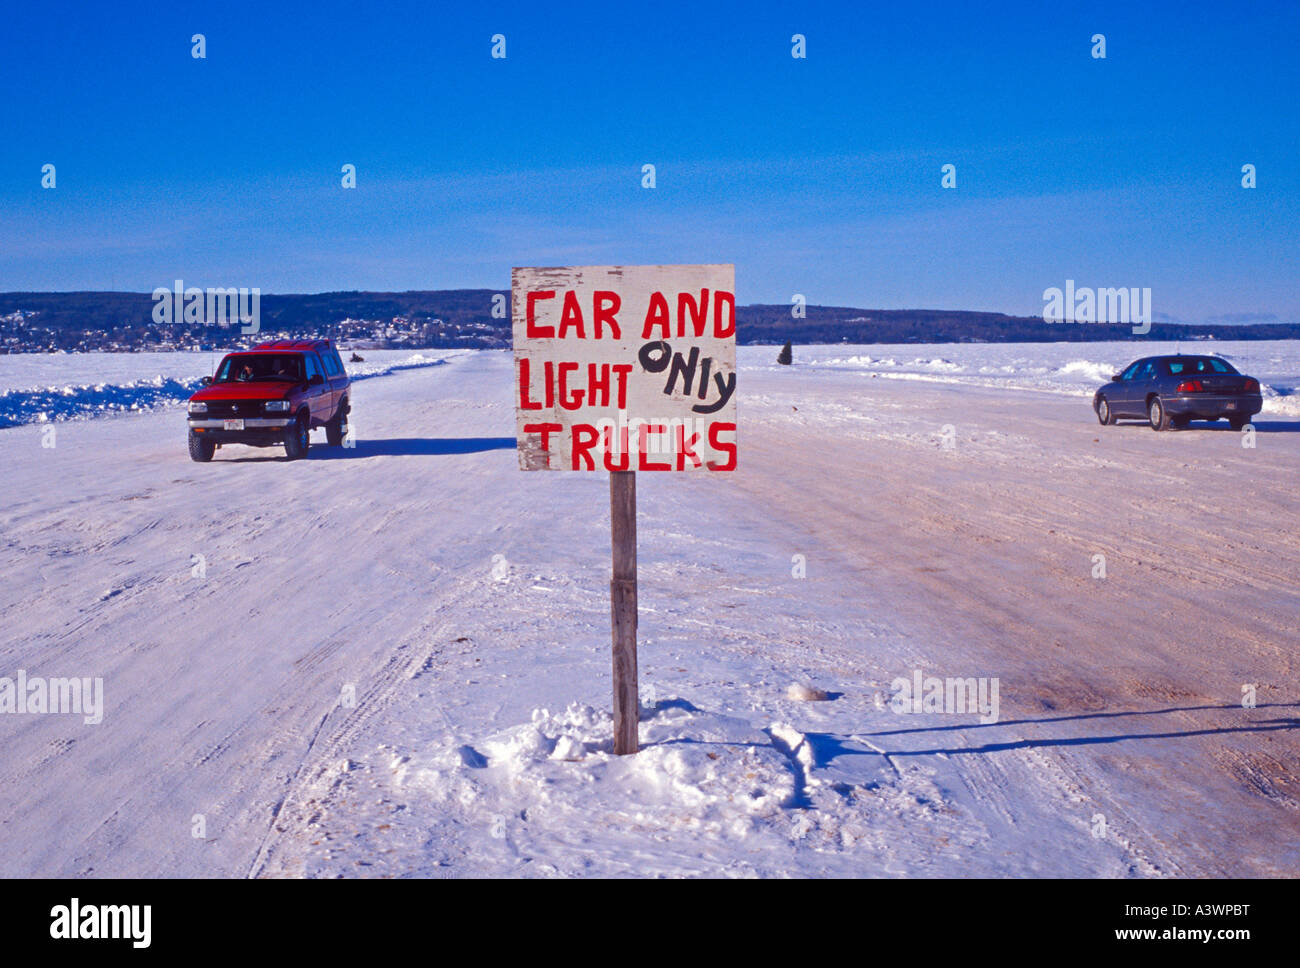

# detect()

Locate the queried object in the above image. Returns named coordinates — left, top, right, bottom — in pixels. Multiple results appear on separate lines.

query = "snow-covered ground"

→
left=1, top=343, right=1297, bottom=878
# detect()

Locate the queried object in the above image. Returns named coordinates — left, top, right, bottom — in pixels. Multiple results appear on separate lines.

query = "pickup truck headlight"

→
left=188, top=401, right=207, bottom=414
left=265, top=400, right=291, bottom=412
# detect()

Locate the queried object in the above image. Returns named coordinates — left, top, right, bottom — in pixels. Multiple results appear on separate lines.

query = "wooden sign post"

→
left=512, top=264, right=737, bottom=755
left=609, top=470, right=638, bottom=754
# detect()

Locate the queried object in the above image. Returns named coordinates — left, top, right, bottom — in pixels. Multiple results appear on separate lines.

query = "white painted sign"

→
left=512, top=264, right=737, bottom=472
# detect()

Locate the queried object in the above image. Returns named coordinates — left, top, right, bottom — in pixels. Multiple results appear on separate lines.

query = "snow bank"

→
left=0, top=352, right=452, bottom=428
left=418, top=700, right=800, bottom=822
left=1055, top=359, right=1117, bottom=384
left=0, top=375, right=202, bottom=428
left=336, top=695, right=972, bottom=877
left=347, top=353, right=450, bottom=382
left=2, top=341, right=1294, bottom=428
left=775, top=340, right=1300, bottom=413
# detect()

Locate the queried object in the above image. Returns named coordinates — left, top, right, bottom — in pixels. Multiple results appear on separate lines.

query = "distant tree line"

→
left=1, top=291, right=1296, bottom=351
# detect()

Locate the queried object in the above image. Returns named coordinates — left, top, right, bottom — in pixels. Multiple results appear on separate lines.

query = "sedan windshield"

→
left=215, top=354, right=304, bottom=383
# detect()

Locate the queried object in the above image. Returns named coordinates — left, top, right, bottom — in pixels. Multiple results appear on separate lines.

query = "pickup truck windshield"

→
left=215, top=354, right=304, bottom=383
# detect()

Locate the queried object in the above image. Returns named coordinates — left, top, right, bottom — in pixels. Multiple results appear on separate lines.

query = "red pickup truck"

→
left=186, top=339, right=351, bottom=461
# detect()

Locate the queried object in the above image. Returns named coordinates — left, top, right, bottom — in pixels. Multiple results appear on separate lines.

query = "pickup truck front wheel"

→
left=188, top=432, right=215, bottom=462
left=284, top=414, right=310, bottom=460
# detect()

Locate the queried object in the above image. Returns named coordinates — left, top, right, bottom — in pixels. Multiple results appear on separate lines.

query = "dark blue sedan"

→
left=1093, top=355, right=1263, bottom=431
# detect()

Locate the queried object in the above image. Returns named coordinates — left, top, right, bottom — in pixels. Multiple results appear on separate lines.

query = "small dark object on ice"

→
left=350, top=352, right=365, bottom=363
left=777, top=341, right=793, bottom=365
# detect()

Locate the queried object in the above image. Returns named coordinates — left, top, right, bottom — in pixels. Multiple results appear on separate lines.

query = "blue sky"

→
left=3, top=0, right=1297, bottom=322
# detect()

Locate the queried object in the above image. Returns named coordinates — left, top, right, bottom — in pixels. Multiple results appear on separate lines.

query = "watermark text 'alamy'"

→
left=1043, top=280, right=1151, bottom=335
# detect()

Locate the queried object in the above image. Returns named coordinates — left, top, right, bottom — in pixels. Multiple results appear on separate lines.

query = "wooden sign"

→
left=512, top=264, right=737, bottom=472
left=512, top=264, right=737, bottom=755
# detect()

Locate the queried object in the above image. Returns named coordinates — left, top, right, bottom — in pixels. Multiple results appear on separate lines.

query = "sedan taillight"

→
left=1244, top=378, right=1259, bottom=392
left=1175, top=380, right=1203, bottom=393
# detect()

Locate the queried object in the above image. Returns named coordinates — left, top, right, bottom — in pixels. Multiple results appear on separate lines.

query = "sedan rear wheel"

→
left=1148, top=396, right=1172, bottom=432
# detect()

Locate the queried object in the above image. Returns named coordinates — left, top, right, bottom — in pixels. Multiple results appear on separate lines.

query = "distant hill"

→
left=738, top=304, right=1300, bottom=344
left=1, top=290, right=1296, bottom=352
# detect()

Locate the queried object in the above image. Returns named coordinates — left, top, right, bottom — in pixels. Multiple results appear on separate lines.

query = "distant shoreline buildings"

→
left=0, top=309, right=508, bottom=354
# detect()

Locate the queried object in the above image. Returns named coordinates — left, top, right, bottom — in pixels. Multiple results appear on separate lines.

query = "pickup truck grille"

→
left=202, top=401, right=260, bottom=419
